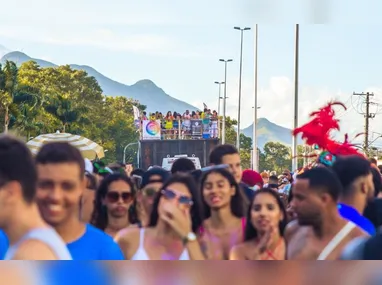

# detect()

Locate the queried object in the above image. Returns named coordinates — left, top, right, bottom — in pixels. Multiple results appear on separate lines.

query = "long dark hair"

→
left=91, top=173, right=138, bottom=231
left=244, top=188, right=287, bottom=242
left=200, top=168, right=247, bottom=219
left=148, top=173, right=204, bottom=233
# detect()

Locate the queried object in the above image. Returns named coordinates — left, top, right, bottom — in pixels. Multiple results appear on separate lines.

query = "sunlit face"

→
left=203, top=172, right=235, bottom=210
left=103, top=180, right=133, bottom=219
left=290, top=179, right=323, bottom=226
left=158, top=182, right=193, bottom=217
left=221, top=154, right=242, bottom=184
left=283, top=171, right=292, bottom=181
left=251, top=192, right=283, bottom=234
left=36, top=163, right=85, bottom=227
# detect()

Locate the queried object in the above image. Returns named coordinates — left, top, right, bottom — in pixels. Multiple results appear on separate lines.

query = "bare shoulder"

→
left=114, top=227, right=140, bottom=244
left=284, top=220, right=300, bottom=241
left=12, top=239, right=58, bottom=260
left=114, top=227, right=142, bottom=260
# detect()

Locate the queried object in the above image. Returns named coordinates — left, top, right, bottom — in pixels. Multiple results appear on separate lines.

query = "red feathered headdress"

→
left=292, top=101, right=364, bottom=166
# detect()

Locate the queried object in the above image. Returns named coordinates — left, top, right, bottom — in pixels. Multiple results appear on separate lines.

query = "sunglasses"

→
left=106, top=191, right=133, bottom=203
left=161, top=189, right=193, bottom=206
left=143, top=187, right=158, bottom=197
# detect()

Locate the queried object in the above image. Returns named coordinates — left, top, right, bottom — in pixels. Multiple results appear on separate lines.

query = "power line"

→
left=352, top=92, right=376, bottom=156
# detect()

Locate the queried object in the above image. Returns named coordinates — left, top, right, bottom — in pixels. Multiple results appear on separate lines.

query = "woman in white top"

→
left=115, top=173, right=205, bottom=260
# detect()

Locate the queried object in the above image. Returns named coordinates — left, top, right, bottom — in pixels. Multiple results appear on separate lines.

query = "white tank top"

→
left=4, top=228, right=72, bottom=260
left=317, top=221, right=356, bottom=260
left=131, top=228, right=190, bottom=260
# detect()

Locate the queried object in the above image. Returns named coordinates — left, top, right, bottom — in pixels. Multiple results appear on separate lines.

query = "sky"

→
left=1, top=0, right=382, bottom=147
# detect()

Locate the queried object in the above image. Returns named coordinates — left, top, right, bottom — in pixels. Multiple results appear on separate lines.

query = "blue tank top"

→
left=4, top=228, right=72, bottom=260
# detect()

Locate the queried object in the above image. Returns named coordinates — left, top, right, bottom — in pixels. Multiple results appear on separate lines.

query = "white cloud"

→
left=0, top=26, right=200, bottom=57
left=195, top=75, right=380, bottom=146
left=0, top=0, right=244, bottom=26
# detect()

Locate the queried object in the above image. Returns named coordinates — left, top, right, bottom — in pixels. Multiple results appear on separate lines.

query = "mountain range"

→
left=0, top=47, right=297, bottom=148
left=0, top=45, right=10, bottom=58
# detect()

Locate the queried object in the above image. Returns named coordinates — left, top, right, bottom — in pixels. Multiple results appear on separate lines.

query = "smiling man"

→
left=35, top=142, right=124, bottom=260
left=0, top=135, right=71, bottom=260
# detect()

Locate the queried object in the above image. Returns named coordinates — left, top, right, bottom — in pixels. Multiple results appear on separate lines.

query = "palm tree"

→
left=0, top=61, right=18, bottom=133
left=15, top=103, right=44, bottom=140
left=0, top=61, right=41, bottom=133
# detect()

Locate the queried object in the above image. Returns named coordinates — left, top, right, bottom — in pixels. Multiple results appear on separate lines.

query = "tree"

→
left=96, top=96, right=140, bottom=164
left=0, top=61, right=41, bottom=133
left=222, top=116, right=238, bottom=146
left=3, top=60, right=140, bottom=164
left=263, top=142, right=292, bottom=173
left=239, top=133, right=252, bottom=169
left=258, top=148, right=273, bottom=172
left=0, top=61, right=19, bottom=132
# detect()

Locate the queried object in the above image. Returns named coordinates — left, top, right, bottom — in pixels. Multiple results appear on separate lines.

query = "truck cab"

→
left=162, top=154, right=201, bottom=171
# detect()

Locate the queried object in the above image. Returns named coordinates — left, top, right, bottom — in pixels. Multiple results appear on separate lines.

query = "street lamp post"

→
left=234, top=26, right=251, bottom=151
left=252, top=24, right=259, bottom=171
left=214, top=81, right=225, bottom=115
left=252, top=106, right=261, bottom=171
left=292, top=24, right=300, bottom=171
left=219, top=59, right=233, bottom=145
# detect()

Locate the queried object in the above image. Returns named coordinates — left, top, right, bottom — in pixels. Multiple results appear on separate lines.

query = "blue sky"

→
left=1, top=0, right=382, bottom=146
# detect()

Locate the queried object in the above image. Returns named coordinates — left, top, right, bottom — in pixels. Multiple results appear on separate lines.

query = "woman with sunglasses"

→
left=115, top=173, right=205, bottom=260
left=91, top=174, right=139, bottom=238
left=199, top=168, right=247, bottom=260
left=230, top=188, right=287, bottom=260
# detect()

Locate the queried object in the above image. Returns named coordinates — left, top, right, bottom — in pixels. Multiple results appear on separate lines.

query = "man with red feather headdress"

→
left=285, top=101, right=371, bottom=260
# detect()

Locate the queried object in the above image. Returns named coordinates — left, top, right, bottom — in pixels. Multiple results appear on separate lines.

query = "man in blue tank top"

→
left=0, top=135, right=71, bottom=260
left=0, top=229, right=9, bottom=259
left=332, top=156, right=376, bottom=235
left=35, top=142, right=124, bottom=260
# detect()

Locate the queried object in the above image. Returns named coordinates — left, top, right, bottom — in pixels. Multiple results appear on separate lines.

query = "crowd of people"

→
left=1, top=133, right=382, bottom=260
left=140, top=108, right=220, bottom=139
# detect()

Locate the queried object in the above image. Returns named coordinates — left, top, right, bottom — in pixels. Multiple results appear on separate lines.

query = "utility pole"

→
left=292, top=24, right=299, bottom=171
left=234, top=26, right=251, bottom=151
left=353, top=92, right=375, bottom=156
left=219, top=59, right=233, bottom=145
left=252, top=24, right=259, bottom=171
left=214, top=81, right=225, bottom=116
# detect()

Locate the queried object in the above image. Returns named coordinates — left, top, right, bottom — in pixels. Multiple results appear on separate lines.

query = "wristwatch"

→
left=182, top=232, right=197, bottom=245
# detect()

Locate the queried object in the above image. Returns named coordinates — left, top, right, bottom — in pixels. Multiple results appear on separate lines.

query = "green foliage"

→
left=0, top=60, right=143, bottom=163
left=258, top=143, right=315, bottom=173
left=0, top=60, right=315, bottom=171
left=262, top=142, right=291, bottom=173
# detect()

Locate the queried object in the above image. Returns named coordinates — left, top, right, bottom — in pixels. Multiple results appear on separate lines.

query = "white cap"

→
left=84, top=159, right=93, bottom=174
